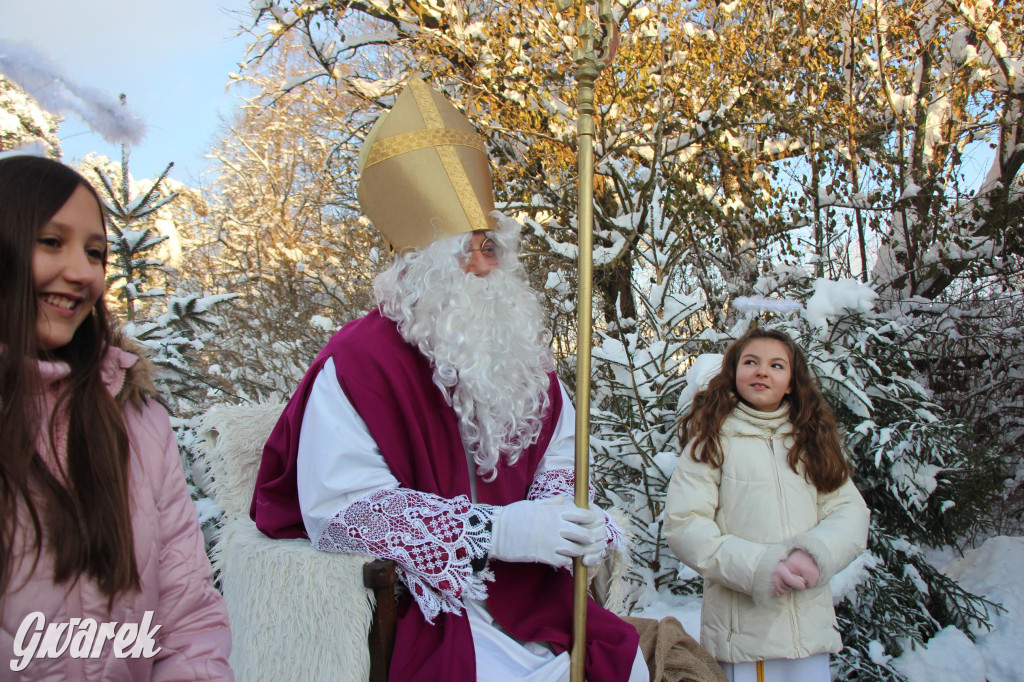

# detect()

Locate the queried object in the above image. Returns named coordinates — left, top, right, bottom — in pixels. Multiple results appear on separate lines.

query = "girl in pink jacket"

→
left=0, top=155, right=233, bottom=681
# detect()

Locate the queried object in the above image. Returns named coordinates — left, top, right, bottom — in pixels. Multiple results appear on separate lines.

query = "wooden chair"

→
left=198, top=402, right=396, bottom=682
left=363, top=559, right=397, bottom=682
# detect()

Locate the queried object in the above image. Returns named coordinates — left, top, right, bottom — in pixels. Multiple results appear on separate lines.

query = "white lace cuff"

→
left=313, top=488, right=496, bottom=622
left=528, top=468, right=626, bottom=552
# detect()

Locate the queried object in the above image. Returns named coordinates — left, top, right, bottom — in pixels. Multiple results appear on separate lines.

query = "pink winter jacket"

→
left=1, top=345, right=233, bottom=681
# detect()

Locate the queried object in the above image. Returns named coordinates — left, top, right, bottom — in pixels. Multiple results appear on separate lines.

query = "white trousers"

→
left=718, top=653, right=830, bottom=682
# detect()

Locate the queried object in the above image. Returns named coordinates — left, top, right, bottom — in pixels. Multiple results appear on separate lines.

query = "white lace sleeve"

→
left=528, top=467, right=579, bottom=502
left=528, top=468, right=626, bottom=553
left=313, top=488, right=497, bottom=622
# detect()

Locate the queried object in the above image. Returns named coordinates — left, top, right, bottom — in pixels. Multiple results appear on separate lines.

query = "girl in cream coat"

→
left=666, top=328, right=869, bottom=682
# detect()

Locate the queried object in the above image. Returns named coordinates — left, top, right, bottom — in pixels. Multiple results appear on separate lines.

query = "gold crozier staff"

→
left=552, top=0, right=620, bottom=680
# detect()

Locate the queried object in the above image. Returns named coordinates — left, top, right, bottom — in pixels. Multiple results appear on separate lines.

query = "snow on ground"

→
left=631, top=589, right=704, bottom=643
left=935, top=536, right=1024, bottom=682
left=890, top=626, right=988, bottom=682
left=635, top=536, right=1023, bottom=681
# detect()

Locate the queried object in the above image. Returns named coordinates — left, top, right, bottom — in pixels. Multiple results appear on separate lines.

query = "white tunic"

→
left=295, top=357, right=648, bottom=681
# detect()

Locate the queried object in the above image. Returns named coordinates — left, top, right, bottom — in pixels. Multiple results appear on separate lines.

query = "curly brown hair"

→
left=678, top=327, right=850, bottom=493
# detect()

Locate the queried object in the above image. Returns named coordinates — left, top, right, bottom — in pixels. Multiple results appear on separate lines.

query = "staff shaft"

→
left=571, top=66, right=599, bottom=682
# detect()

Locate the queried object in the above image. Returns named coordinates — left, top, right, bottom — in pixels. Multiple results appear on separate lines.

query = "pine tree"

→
left=775, top=276, right=1005, bottom=680
left=88, top=147, right=237, bottom=546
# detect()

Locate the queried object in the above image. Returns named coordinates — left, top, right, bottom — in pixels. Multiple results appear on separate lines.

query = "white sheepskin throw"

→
left=215, top=519, right=375, bottom=682
left=199, top=402, right=287, bottom=521
left=198, top=402, right=375, bottom=682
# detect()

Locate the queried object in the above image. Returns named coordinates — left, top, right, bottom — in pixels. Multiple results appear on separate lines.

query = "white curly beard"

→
left=374, top=216, right=554, bottom=481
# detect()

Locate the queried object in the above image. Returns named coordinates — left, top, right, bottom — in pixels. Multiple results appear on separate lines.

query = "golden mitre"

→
left=357, top=77, right=498, bottom=254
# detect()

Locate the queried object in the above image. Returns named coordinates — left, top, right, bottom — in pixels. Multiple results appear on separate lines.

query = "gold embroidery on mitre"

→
left=410, top=78, right=445, bottom=129
left=362, top=129, right=486, bottom=169
left=407, top=78, right=490, bottom=232
left=437, top=144, right=489, bottom=231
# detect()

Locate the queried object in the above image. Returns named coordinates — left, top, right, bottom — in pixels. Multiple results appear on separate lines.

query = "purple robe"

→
left=251, top=309, right=639, bottom=681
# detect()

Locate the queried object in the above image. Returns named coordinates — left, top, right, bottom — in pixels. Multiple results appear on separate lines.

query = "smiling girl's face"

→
left=734, top=337, right=793, bottom=412
left=32, top=184, right=106, bottom=353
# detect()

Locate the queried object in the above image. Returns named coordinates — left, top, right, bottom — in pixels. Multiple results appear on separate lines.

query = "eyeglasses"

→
left=470, top=239, right=500, bottom=260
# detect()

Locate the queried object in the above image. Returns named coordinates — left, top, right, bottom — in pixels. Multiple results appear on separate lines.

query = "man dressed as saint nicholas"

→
left=250, top=77, right=650, bottom=682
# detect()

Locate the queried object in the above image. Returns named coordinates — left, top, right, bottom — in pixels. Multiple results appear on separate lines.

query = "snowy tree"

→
left=0, top=74, right=61, bottom=156
left=175, top=39, right=384, bottom=401
left=87, top=152, right=233, bottom=404
left=589, top=271, right=1008, bottom=679
left=85, top=149, right=237, bottom=543
left=750, top=277, right=1006, bottom=680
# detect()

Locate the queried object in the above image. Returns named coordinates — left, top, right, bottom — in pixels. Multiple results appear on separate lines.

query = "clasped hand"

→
left=770, top=549, right=820, bottom=598
left=491, top=497, right=607, bottom=569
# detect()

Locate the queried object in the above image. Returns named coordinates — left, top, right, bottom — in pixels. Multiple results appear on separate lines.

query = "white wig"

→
left=374, top=214, right=554, bottom=480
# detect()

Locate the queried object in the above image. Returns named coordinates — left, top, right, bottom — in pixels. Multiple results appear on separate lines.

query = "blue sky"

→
left=0, top=0, right=251, bottom=184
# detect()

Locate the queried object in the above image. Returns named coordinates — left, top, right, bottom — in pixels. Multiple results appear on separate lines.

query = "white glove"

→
left=490, top=497, right=606, bottom=568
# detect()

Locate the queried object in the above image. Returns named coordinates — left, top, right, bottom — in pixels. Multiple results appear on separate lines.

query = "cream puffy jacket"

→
left=665, top=402, right=869, bottom=663
left=1, top=344, right=233, bottom=681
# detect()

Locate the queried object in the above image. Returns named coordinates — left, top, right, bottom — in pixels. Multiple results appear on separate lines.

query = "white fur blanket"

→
left=198, top=403, right=375, bottom=682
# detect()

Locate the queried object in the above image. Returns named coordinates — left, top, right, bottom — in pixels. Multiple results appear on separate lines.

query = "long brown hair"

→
left=0, top=155, right=139, bottom=600
left=678, top=327, right=850, bottom=493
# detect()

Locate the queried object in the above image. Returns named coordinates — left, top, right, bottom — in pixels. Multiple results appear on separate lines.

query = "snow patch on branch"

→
left=733, top=296, right=803, bottom=315
left=804, top=279, right=878, bottom=334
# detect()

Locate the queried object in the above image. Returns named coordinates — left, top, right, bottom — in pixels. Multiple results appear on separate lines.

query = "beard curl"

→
left=374, top=216, right=554, bottom=481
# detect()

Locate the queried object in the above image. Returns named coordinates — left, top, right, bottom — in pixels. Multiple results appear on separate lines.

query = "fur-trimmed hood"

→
left=107, top=331, right=159, bottom=408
